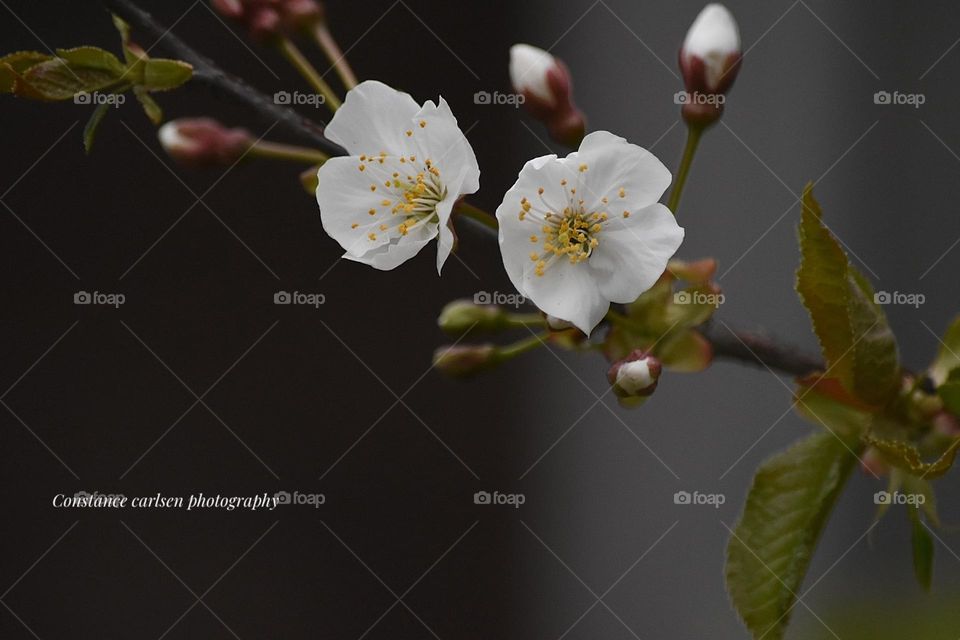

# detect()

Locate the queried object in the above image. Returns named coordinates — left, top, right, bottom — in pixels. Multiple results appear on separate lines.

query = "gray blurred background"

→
left=1, top=0, right=959, bottom=638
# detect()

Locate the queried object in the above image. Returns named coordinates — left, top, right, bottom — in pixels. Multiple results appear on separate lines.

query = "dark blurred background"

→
left=2, top=0, right=960, bottom=638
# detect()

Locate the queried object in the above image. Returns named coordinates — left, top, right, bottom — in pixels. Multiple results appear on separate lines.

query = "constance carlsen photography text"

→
left=2, top=1, right=960, bottom=638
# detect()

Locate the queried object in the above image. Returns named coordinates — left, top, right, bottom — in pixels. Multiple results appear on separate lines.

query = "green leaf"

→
left=654, top=329, right=712, bottom=372
left=794, top=387, right=872, bottom=440
left=908, top=506, right=934, bottom=592
left=937, top=375, right=960, bottom=417
left=863, top=418, right=959, bottom=479
left=930, top=316, right=960, bottom=384
left=0, top=51, right=52, bottom=92
left=55, top=47, right=125, bottom=76
left=133, top=86, right=162, bottom=124
left=83, top=103, right=110, bottom=154
left=726, top=431, right=858, bottom=640
left=796, top=184, right=899, bottom=405
left=19, top=57, right=121, bottom=101
left=140, top=59, right=192, bottom=91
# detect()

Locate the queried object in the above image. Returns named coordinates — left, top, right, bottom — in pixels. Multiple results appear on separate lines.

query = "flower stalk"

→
left=666, top=123, right=704, bottom=214
left=276, top=36, right=342, bottom=111
left=248, top=139, right=329, bottom=164
left=454, top=200, right=499, bottom=231
left=311, top=21, right=357, bottom=90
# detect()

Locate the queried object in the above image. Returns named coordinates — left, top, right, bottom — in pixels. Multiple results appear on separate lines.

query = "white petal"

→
left=588, top=203, right=684, bottom=302
left=412, top=97, right=480, bottom=196
left=520, top=259, right=609, bottom=335
left=324, top=80, right=420, bottom=155
left=574, top=131, right=671, bottom=211
left=509, top=44, right=555, bottom=104
left=344, top=223, right=438, bottom=271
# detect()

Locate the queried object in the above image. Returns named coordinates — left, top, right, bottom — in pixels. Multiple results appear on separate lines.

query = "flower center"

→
left=520, top=165, right=630, bottom=276
left=354, top=152, right=446, bottom=241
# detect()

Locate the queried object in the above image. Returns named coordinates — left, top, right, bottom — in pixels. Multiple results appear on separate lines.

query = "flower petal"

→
left=324, top=80, right=420, bottom=155
left=574, top=131, right=671, bottom=211
left=344, top=222, right=438, bottom=271
left=412, top=97, right=480, bottom=198
left=520, top=259, right=609, bottom=334
left=588, top=203, right=684, bottom=302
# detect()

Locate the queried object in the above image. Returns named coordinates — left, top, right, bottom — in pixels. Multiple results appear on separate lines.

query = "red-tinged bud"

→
left=607, top=350, right=662, bottom=408
left=433, top=344, right=498, bottom=378
left=509, top=44, right=586, bottom=148
left=860, top=447, right=889, bottom=477
left=282, top=0, right=324, bottom=29
left=158, top=118, right=252, bottom=168
left=678, top=4, right=741, bottom=128
left=933, top=411, right=960, bottom=437
left=211, top=0, right=324, bottom=39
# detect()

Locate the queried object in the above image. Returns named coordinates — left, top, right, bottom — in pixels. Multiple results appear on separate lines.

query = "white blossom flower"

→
left=496, top=131, right=684, bottom=334
left=316, top=80, right=480, bottom=272
left=680, top=4, right=741, bottom=92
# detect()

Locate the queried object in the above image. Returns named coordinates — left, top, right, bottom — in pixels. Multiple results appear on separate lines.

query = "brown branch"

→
left=101, top=0, right=824, bottom=379
left=101, top=0, right=344, bottom=156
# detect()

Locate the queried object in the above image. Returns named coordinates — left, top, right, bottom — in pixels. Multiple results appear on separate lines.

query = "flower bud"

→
left=212, top=0, right=323, bottom=40
left=438, top=300, right=507, bottom=335
left=678, top=4, right=741, bottom=127
left=607, top=350, right=661, bottom=408
left=433, top=344, right=498, bottom=378
left=860, top=447, right=889, bottom=477
left=509, top=44, right=586, bottom=147
left=158, top=118, right=252, bottom=168
left=933, top=411, right=960, bottom=438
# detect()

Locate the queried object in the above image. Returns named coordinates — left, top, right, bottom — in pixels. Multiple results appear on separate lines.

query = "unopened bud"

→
left=678, top=4, right=741, bottom=127
left=438, top=300, right=507, bottom=335
left=607, top=350, right=661, bottom=407
left=433, top=344, right=498, bottom=378
left=860, top=447, right=889, bottom=477
left=158, top=118, right=252, bottom=167
left=212, top=0, right=323, bottom=40
left=509, top=44, right=586, bottom=147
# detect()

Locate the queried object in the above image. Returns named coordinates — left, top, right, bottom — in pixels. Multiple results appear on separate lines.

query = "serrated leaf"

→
left=55, top=47, right=125, bottom=76
left=18, top=57, right=120, bottom=101
left=908, top=506, right=934, bottom=592
left=140, top=59, right=192, bottom=91
left=930, top=316, right=960, bottom=384
left=793, top=387, right=872, bottom=440
left=796, top=184, right=899, bottom=405
left=863, top=426, right=959, bottom=479
left=83, top=103, right=110, bottom=154
left=726, top=431, right=858, bottom=640
left=0, top=51, right=51, bottom=92
left=133, top=86, right=162, bottom=124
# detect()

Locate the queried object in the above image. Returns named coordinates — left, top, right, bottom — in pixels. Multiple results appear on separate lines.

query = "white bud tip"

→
left=683, top=4, right=740, bottom=58
left=616, top=359, right=655, bottom=395
left=157, top=121, right=192, bottom=154
left=509, top=43, right=556, bottom=105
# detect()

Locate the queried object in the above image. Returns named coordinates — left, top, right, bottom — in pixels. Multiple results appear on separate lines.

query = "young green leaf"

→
left=908, top=506, right=934, bottom=592
left=133, top=86, right=162, bottom=124
left=796, top=184, right=900, bottom=406
left=726, top=431, right=858, bottom=640
left=140, top=59, right=193, bottom=91
left=930, top=316, right=960, bottom=384
left=83, top=103, right=110, bottom=154
left=0, top=51, right=52, bottom=93
left=863, top=427, right=959, bottom=479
